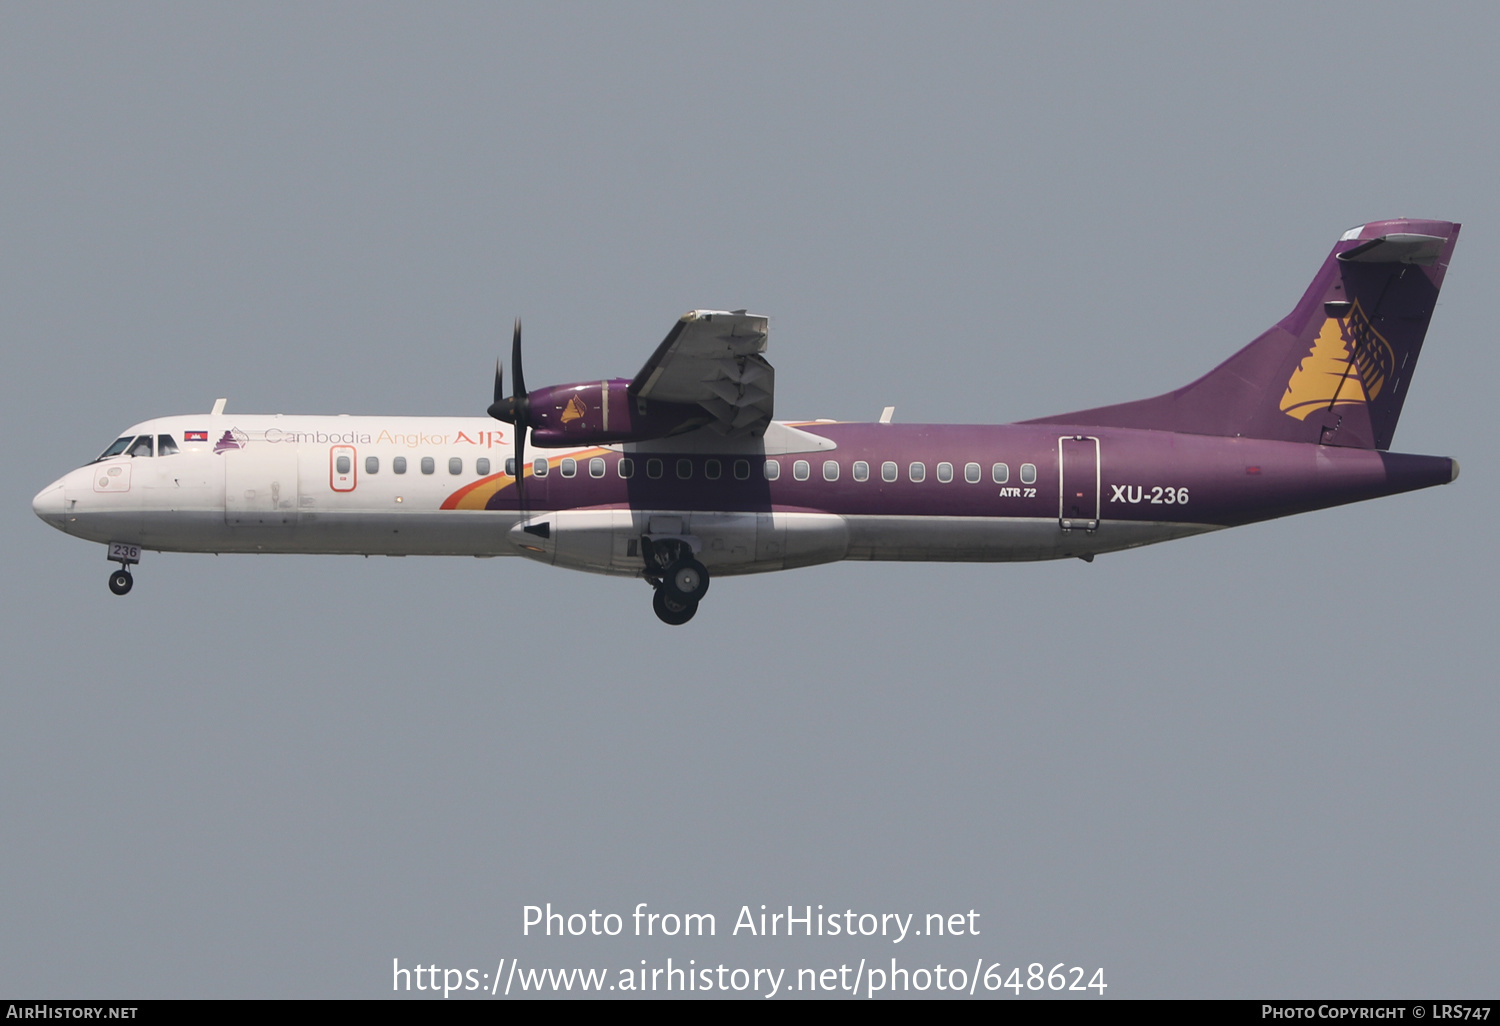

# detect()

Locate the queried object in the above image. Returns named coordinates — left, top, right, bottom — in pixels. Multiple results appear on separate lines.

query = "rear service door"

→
left=1058, top=435, right=1100, bottom=531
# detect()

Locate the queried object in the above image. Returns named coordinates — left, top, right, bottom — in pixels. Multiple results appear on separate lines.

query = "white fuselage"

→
left=36, top=415, right=530, bottom=556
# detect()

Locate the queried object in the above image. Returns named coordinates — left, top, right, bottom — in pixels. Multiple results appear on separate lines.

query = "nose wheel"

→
left=104, top=543, right=141, bottom=596
left=108, top=568, right=134, bottom=595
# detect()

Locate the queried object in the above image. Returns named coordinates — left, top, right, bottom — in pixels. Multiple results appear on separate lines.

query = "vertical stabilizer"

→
left=1028, top=219, right=1459, bottom=449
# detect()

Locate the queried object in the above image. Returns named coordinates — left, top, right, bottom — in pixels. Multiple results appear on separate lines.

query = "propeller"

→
left=487, top=319, right=530, bottom=501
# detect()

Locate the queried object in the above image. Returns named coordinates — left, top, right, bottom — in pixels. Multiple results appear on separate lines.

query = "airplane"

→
left=33, top=218, right=1460, bottom=625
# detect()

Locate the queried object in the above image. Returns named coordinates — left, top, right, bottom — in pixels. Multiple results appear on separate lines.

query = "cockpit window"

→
left=127, top=436, right=154, bottom=458
left=157, top=435, right=180, bottom=456
left=95, top=437, right=134, bottom=461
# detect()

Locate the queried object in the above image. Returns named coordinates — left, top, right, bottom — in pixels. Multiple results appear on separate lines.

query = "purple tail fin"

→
left=1027, top=219, right=1460, bottom=449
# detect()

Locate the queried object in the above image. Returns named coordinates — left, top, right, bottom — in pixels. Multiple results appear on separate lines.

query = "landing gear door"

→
left=224, top=448, right=301, bottom=526
left=1059, top=435, right=1100, bottom=532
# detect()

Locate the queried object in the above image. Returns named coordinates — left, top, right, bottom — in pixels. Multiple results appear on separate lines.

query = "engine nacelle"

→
left=508, top=509, right=850, bottom=577
left=524, top=379, right=708, bottom=447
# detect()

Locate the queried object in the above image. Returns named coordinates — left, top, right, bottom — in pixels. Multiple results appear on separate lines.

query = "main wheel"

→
left=653, top=587, right=698, bottom=625
left=108, top=569, right=134, bottom=596
left=662, top=557, right=709, bottom=604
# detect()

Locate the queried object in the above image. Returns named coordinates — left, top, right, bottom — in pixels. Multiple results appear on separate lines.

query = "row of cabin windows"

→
left=344, top=454, right=1039, bottom=487
left=357, top=455, right=501, bottom=476
left=357, top=455, right=614, bottom=478
left=97, top=440, right=1038, bottom=489
left=355, top=455, right=615, bottom=478
left=488, top=456, right=1037, bottom=485
left=777, top=460, right=1038, bottom=485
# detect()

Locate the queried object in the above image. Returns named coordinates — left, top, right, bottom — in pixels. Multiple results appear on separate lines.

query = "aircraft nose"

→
left=32, top=479, right=67, bottom=526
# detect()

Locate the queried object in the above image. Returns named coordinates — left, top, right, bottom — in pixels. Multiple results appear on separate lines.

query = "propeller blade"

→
left=486, top=318, right=530, bottom=500
left=511, top=318, right=526, bottom=400
left=487, top=354, right=511, bottom=421
left=515, top=422, right=526, bottom=505
left=487, top=323, right=525, bottom=422
left=510, top=318, right=528, bottom=503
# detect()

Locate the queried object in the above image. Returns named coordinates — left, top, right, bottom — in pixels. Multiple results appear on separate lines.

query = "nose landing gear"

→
left=105, top=542, right=141, bottom=596
left=641, top=536, right=710, bottom=625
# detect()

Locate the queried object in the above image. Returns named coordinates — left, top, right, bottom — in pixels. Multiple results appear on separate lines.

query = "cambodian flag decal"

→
left=184, top=431, right=208, bottom=442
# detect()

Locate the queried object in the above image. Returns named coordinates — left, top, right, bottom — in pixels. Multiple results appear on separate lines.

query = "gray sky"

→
left=3, top=2, right=1495, bottom=998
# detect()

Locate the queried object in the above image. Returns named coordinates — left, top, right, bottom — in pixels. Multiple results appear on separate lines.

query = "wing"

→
left=629, top=309, right=773, bottom=436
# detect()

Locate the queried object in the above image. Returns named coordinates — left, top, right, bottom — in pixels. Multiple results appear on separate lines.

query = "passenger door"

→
left=1058, top=435, right=1100, bottom=531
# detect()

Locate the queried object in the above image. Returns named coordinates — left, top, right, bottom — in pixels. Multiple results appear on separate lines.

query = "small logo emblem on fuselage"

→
left=213, top=429, right=247, bottom=454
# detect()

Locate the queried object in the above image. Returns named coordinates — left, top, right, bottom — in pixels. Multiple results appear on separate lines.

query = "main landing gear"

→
left=652, top=587, right=697, bottom=625
left=642, top=537, right=710, bottom=625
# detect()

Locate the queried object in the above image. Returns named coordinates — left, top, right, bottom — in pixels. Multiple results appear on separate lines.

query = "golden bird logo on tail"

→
left=1280, top=299, right=1395, bottom=421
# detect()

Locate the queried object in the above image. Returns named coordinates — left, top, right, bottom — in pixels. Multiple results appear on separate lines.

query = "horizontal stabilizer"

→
left=1338, top=233, right=1447, bottom=265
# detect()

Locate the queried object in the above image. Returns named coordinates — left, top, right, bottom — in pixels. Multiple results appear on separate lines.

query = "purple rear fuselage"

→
left=483, top=421, right=1455, bottom=531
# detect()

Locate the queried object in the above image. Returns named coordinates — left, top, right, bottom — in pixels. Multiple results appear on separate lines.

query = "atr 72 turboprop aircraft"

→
left=34, top=219, right=1460, bottom=624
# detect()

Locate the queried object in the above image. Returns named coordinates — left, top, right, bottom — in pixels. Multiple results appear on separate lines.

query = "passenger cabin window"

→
left=764, top=459, right=781, bottom=480
left=366, top=456, right=380, bottom=474
left=505, top=458, right=516, bottom=476
left=705, top=459, right=722, bottom=480
left=909, top=462, right=926, bottom=483
left=128, top=436, right=153, bottom=458
left=676, top=459, right=692, bottom=480
left=823, top=460, right=839, bottom=482
left=936, top=462, right=954, bottom=483
left=589, top=457, right=605, bottom=478
left=157, top=435, right=180, bottom=456
left=421, top=457, right=436, bottom=475
left=393, top=457, right=407, bottom=474
left=1020, top=463, right=1037, bottom=485
left=647, top=458, right=663, bottom=480
left=561, top=458, right=577, bottom=478
left=992, top=463, right=1009, bottom=484
left=853, top=461, right=870, bottom=482
left=449, top=457, right=463, bottom=475
left=964, top=462, right=981, bottom=483
left=96, top=437, right=134, bottom=461
left=533, top=458, right=548, bottom=478
left=733, top=459, right=750, bottom=481
left=881, top=461, right=898, bottom=482
left=793, top=460, right=810, bottom=481
left=477, top=457, right=490, bottom=475
left=618, top=458, right=635, bottom=479
left=336, top=455, right=351, bottom=474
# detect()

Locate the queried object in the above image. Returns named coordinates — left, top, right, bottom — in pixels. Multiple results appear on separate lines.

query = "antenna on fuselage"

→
left=879, top=406, right=895, bottom=424
left=211, top=398, right=227, bottom=416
